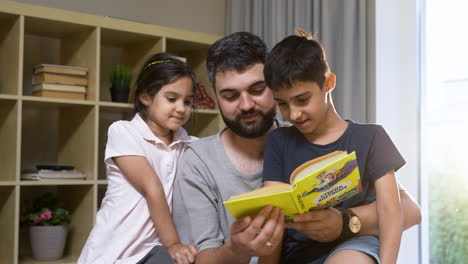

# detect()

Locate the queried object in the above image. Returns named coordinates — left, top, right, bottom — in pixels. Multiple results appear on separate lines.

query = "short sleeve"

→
left=104, top=122, right=145, bottom=165
left=172, top=148, right=225, bottom=251
left=263, top=129, right=288, bottom=183
left=366, top=125, right=406, bottom=181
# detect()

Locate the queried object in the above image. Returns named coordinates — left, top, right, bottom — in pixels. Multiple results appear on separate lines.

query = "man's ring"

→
left=266, top=241, right=274, bottom=248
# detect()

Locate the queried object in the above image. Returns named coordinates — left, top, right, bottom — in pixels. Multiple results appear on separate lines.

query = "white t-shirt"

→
left=78, top=113, right=195, bottom=264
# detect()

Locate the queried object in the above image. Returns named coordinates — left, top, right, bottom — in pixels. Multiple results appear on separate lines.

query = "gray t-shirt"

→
left=172, top=131, right=262, bottom=263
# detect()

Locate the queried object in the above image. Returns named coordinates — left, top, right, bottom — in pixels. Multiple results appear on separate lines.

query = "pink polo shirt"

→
left=78, top=113, right=195, bottom=264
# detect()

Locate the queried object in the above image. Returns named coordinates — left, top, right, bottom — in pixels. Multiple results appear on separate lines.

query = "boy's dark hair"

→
left=264, top=33, right=330, bottom=91
left=134, top=52, right=197, bottom=118
left=206, top=32, right=267, bottom=90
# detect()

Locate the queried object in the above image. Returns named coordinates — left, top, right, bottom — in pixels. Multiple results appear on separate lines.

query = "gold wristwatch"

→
left=337, top=208, right=361, bottom=241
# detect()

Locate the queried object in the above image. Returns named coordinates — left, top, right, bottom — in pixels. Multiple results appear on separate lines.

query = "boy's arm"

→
left=114, top=156, right=196, bottom=264
left=278, top=182, right=420, bottom=242
left=375, top=170, right=402, bottom=264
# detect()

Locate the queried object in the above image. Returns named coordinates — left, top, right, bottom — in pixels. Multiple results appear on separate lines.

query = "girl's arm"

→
left=114, top=155, right=196, bottom=264
left=375, top=170, right=402, bottom=264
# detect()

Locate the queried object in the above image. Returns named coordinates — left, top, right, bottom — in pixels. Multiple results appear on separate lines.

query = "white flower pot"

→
left=29, top=225, right=67, bottom=261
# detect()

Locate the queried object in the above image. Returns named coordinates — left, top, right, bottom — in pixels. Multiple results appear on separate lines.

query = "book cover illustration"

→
left=224, top=151, right=362, bottom=220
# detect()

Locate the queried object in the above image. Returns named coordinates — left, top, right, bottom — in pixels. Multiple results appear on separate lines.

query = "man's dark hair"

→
left=264, top=34, right=330, bottom=91
left=206, top=32, right=267, bottom=90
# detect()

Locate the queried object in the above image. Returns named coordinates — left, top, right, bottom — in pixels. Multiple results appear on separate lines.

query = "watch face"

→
left=349, top=216, right=361, bottom=233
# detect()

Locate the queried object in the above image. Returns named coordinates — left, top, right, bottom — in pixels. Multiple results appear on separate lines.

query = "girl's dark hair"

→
left=134, top=52, right=197, bottom=118
left=264, top=30, right=330, bottom=91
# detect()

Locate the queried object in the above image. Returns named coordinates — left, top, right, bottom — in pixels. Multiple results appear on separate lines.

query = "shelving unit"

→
left=0, top=1, right=222, bottom=263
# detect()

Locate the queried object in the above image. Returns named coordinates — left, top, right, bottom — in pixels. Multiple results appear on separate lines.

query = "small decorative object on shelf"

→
left=110, top=64, right=132, bottom=103
left=20, top=192, right=71, bottom=261
left=196, top=83, right=216, bottom=109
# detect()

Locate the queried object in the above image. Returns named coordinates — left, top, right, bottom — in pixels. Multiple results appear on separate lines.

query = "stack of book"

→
left=32, top=64, right=88, bottom=100
left=21, top=165, right=86, bottom=181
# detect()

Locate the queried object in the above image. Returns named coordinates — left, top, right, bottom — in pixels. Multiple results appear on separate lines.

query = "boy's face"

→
left=272, top=75, right=335, bottom=137
left=214, top=63, right=276, bottom=138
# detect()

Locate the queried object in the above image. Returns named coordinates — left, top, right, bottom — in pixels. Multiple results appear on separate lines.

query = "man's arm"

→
left=173, top=150, right=284, bottom=264
left=197, top=206, right=284, bottom=264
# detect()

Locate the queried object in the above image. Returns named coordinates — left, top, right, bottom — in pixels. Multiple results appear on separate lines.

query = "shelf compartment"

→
left=23, top=17, right=98, bottom=100
left=0, top=12, right=21, bottom=95
left=21, top=101, right=96, bottom=181
left=0, top=186, right=17, bottom=264
left=165, top=38, right=217, bottom=108
left=19, top=184, right=94, bottom=263
left=100, top=28, right=163, bottom=103
left=0, top=98, right=19, bottom=181
left=97, top=107, right=133, bottom=180
left=184, top=110, right=222, bottom=138
left=97, top=183, right=107, bottom=210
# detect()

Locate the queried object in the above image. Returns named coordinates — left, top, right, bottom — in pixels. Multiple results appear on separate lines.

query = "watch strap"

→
left=336, top=208, right=358, bottom=242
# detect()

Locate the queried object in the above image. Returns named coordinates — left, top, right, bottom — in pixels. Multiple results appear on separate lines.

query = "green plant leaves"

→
left=110, top=64, right=132, bottom=88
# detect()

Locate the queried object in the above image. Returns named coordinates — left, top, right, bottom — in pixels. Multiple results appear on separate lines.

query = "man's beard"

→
left=221, top=107, right=276, bottom=138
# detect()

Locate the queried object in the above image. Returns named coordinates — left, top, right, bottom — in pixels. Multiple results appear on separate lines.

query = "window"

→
left=422, top=0, right=468, bottom=263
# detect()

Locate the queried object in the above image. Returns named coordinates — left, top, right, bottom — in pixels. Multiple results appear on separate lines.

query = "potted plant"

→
left=110, top=64, right=132, bottom=103
left=20, top=192, right=71, bottom=261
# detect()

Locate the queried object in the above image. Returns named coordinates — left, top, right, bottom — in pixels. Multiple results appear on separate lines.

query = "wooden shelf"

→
left=21, top=96, right=96, bottom=106
left=0, top=99, right=19, bottom=182
left=0, top=12, right=21, bottom=96
left=0, top=1, right=223, bottom=263
left=0, top=186, right=16, bottom=264
left=19, top=254, right=78, bottom=264
left=19, top=180, right=99, bottom=186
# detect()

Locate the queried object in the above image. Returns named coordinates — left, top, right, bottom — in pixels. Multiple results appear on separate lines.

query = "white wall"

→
left=375, top=0, right=421, bottom=263
left=9, top=0, right=226, bottom=36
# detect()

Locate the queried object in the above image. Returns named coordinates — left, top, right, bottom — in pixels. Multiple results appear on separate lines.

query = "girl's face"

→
left=140, top=76, right=194, bottom=137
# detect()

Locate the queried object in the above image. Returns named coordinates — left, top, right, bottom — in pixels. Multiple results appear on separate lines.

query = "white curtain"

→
left=226, top=0, right=375, bottom=123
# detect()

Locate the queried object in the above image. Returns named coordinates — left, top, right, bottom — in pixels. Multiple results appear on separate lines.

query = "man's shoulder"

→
left=179, top=133, right=222, bottom=165
left=187, top=133, right=220, bottom=152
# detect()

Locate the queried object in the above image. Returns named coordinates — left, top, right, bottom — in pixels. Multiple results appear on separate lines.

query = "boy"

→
left=262, top=30, right=404, bottom=264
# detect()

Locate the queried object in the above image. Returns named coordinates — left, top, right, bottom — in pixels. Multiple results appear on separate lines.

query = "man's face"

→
left=214, top=63, right=276, bottom=138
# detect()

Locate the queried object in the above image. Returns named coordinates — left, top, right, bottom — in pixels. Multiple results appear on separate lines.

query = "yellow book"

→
left=224, top=151, right=362, bottom=220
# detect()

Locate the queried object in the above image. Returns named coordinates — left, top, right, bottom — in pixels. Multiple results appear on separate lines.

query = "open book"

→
left=224, top=151, right=362, bottom=220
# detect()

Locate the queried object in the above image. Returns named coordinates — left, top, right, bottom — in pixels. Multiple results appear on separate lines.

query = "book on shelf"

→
left=34, top=64, right=88, bottom=76
left=224, top=151, right=362, bottom=220
left=33, top=72, right=88, bottom=86
left=21, top=168, right=86, bottom=181
left=32, top=90, right=86, bottom=100
left=32, top=83, right=87, bottom=93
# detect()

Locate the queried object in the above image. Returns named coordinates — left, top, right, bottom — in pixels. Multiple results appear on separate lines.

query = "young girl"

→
left=79, top=53, right=198, bottom=264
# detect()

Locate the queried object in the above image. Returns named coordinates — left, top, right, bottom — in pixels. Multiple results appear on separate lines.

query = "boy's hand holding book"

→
left=285, top=207, right=343, bottom=242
